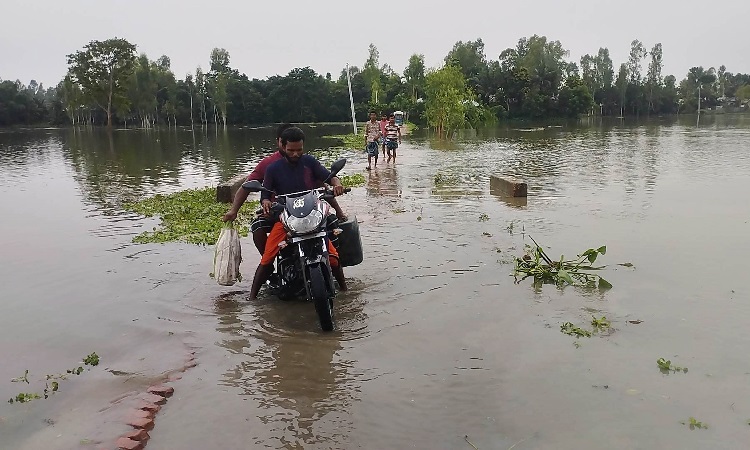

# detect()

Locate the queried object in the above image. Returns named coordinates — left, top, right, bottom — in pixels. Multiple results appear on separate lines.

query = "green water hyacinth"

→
left=124, top=187, right=258, bottom=245
left=339, top=173, right=365, bottom=187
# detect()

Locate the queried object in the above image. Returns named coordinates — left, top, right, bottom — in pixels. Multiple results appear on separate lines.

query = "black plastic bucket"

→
left=336, top=216, right=363, bottom=267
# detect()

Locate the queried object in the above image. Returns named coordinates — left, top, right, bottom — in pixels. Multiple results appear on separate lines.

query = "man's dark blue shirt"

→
left=261, top=155, right=331, bottom=201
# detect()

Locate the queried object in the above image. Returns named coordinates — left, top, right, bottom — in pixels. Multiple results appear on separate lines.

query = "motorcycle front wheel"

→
left=308, top=264, right=334, bottom=331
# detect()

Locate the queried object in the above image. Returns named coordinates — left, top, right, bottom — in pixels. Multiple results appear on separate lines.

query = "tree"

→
left=646, top=43, right=663, bottom=114
left=195, top=67, right=207, bottom=126
left=58, top=74, right=83, bottom=125
left=594, top=48, right=614, bottom=90
left=185, top=73, right=195, bottom=127
left=404, top=54, right=426, bottom=101
left=207, top=48, right=233, bottom=126
left=362, top=44, right=382, bottom=104
left=627, top=40, right=648, bottom=84
left=717, top=65, right=727, bottom=98
left=616, top=63, right=628, bottom=116
left=210, top=48, right=231, bottom=74
left=736, top=84, right=750, bottom=103
left=444, top=39, right=487, bottom=93
left=580, top=54, right=597, bottom=100
left=687, top=66, right=717, bottom=113
left=66, top=38, right=137, bottom=127
left=498, top=35, right=569, bottom=118
left=424, top=64, right=471, bottom=137
left=209, top=72, right=229, bottom=127
left=558, top=75, right=594, bottom=117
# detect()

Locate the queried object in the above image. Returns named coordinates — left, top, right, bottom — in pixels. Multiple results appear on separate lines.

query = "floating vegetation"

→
left=321, top=133, right=362, bottom=150
left=433, top=172, right=460, bottom=186
left=560, top=322, right=592, bottom=338
left=591, top=316, right=611, bottom=331
left=123, top=187, right=257, bottom=245
left=339, top=173, right=365, bottom=187
left=657, top=357, right=688, bottom=374
left=479, top=213, right=490, bottom=222
left=681, top=417, right=708, bottom=430
left=309, top=147, right=353, bottom=166
left=514, top=237, right=613, bottom=291
left=8, top=353, right=100, bottom=404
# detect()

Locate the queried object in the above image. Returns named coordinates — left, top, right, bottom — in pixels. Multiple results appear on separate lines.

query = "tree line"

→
left=1, top=36, right=749, bottom=133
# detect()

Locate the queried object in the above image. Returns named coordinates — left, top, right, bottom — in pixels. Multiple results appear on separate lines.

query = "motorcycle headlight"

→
left=285, top=210, right=324, bottom=234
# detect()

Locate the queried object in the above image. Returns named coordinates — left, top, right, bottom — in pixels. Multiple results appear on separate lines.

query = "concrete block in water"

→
left=489, top=175, right=527, bottom=197
left=216, top=174, right=248, bottom=203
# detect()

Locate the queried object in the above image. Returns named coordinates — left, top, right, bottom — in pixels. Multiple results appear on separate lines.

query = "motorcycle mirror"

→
left=241, top=180, right=266, bottom=192
left=328, top=158, right=347, bottom=177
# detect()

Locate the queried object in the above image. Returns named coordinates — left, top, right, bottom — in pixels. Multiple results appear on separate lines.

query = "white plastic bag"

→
left=213, top=223, right=242, bottom=286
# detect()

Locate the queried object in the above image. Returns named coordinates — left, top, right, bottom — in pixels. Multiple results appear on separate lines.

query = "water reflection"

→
left=365, top=165, right=401, bottom=198
left=214, top=292, right=362, bottom=449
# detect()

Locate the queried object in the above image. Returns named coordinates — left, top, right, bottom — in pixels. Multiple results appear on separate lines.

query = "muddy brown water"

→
left=1, top=117, right=749, bottom=449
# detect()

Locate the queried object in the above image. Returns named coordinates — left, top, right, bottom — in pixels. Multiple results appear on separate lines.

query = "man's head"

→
left=369, top=111, right=377, bottom=122
left=276, top=123, right=294, bottom=153
left=381, top=113, right=387, bottom=121
left=280, top=126, right=305, bottom=164
left=389, top=114, right=395, bottom=125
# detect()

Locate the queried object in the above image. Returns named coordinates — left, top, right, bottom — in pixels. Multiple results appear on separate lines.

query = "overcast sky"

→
left=2, top=0, right=748, bottom=87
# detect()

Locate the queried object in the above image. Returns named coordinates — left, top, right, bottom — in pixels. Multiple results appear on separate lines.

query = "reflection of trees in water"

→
left=57, top=128, right=274, bottom=212
left=214, top=295, right=361, bottom=449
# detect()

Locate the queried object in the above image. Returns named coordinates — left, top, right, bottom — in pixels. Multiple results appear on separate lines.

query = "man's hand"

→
left=329, top=176, right=345, bottom=196
left=222, top=210, right=238, bottom=222
left=262, top=199, right=272, bottom=215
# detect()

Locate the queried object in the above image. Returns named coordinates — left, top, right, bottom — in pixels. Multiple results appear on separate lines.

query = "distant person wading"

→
left=364, top=111, right=382, bottom=171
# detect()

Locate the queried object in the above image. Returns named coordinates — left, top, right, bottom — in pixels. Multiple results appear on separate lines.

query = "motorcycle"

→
left=241, top=158, right=352, bottom=331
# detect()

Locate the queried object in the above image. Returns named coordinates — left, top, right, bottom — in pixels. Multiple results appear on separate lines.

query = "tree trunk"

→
left=107, top=71, right=114, bottom=128
left=189, top=93, right=194, bottom=128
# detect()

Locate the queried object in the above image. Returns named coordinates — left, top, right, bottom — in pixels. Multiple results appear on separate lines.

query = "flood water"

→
left=1, top=116, right=749, bottom=449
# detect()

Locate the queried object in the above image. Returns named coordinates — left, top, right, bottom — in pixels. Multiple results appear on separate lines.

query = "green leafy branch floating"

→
left=561, top=322, right=592, bottom=338
left=560, top=316, right=611, bottom=346
left=8, top=353, right=99, bottom=404
left=514, top=237, right=613, bottom=291
left=681, top=417, right=708, bottom=430
left=657, top=357, right=688, bottom=374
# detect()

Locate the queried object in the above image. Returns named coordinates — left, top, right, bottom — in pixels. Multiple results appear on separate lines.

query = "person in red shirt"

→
left=379, top=113, right=388, bottom=156
left=222, top=123, right=347, bottom=254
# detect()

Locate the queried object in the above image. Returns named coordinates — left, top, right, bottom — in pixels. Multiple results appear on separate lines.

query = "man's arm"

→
left=260, top=166, right=275, bottom=215
left=329, top=176, right=344, bottom=196
left=397, top=126, right=402, bottom=143
left=222, top=187, right=251, bottom=222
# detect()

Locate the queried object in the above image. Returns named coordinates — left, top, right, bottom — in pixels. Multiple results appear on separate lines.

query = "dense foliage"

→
left=2, top=36, right=749, bottom=130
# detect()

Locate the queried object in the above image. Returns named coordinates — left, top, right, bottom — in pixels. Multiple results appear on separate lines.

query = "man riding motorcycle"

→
left=248, top=126, right=348, bottom=300
left=222, top=123, right=347, bottom=254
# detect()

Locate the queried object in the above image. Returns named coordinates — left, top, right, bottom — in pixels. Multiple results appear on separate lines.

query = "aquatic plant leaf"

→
left=557, top=269, right=574, bottom=285
left=598, top=277, right=613, bottom=291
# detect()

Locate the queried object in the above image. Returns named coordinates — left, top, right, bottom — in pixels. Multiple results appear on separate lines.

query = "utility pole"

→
left=346, top=64, right=357, bottom=135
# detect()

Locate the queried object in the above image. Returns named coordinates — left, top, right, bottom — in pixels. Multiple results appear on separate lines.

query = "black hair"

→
left=369, top=110, right=377, bottom=115
left=276, top=123, right=294, bottom=139
left=280, top=126, right=305, bottom=146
